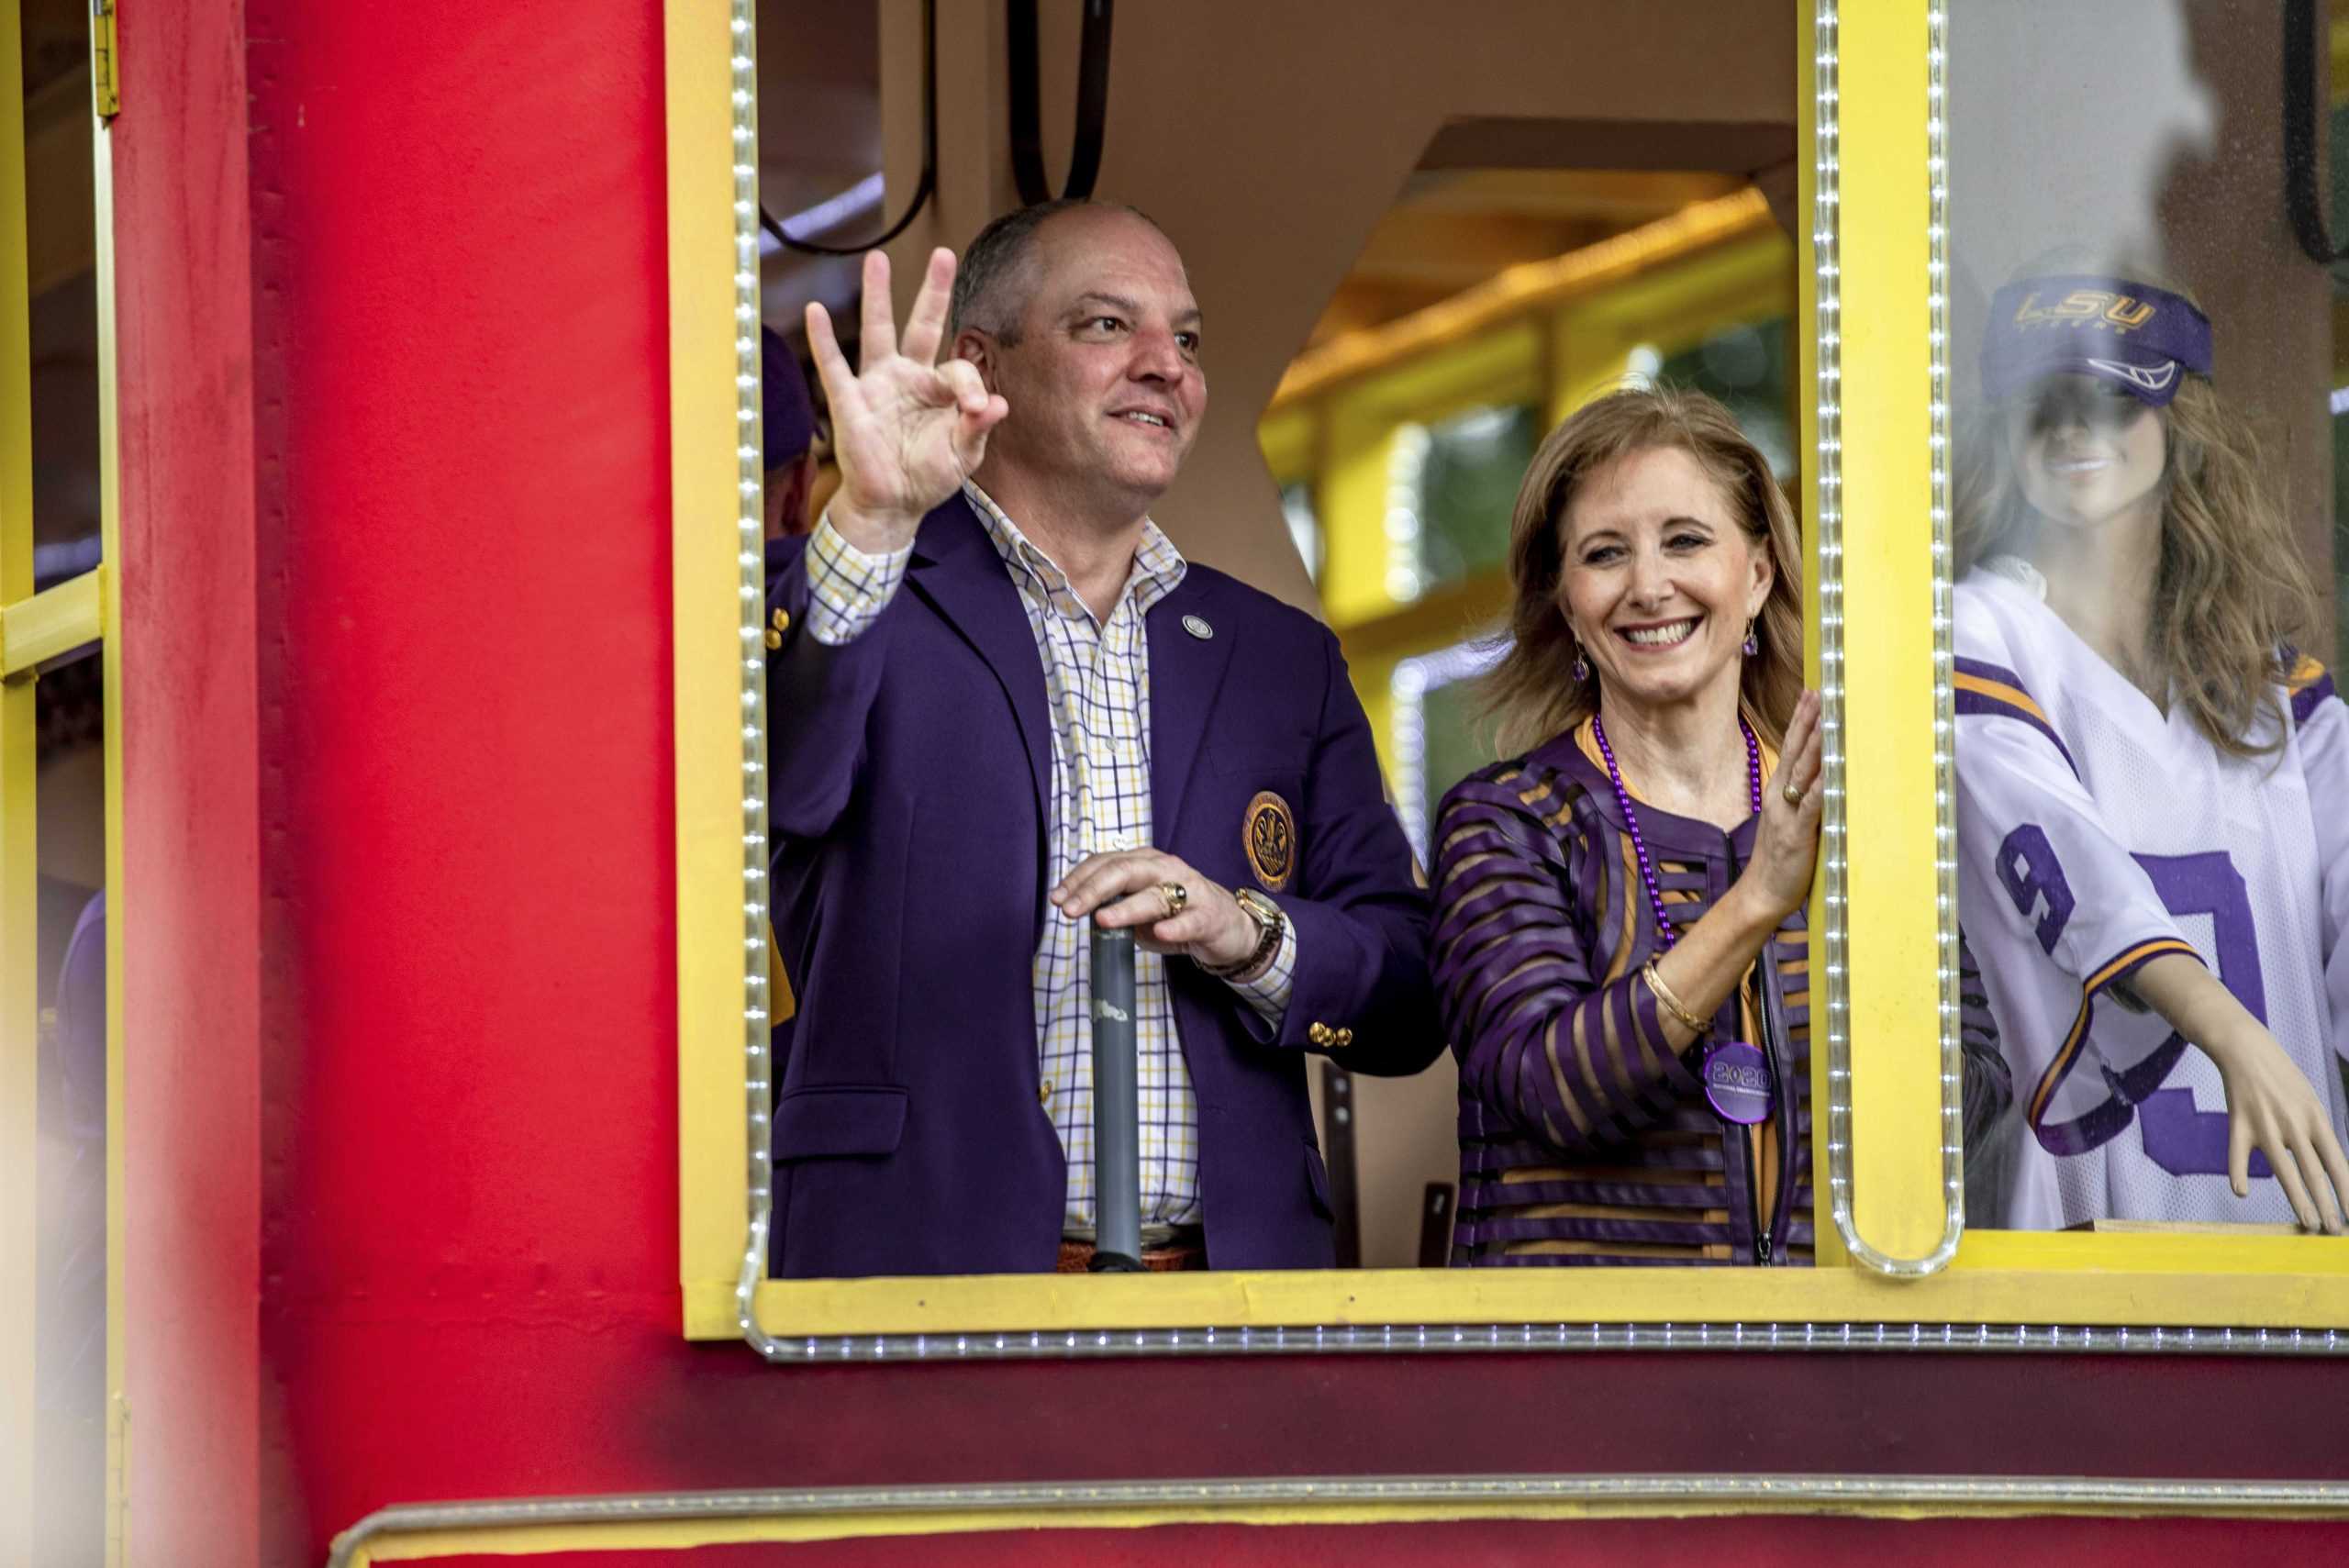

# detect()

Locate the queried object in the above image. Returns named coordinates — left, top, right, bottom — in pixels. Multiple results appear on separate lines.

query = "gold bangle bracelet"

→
left=1642, top=960, right=1712, bottom=1038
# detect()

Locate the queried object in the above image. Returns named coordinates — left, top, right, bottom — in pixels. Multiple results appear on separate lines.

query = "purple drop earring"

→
left=1570, top=638, right=1590, bottom=683
left=1742, top=617, right=1759, bottom=658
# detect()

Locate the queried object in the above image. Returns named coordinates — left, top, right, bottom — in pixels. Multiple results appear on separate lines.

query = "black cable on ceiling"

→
left=763, top=0, right=937, bottom=256
left=1008, top=0, right=1115, bottom=206
left=2283, top=0, right=2348, bottom=264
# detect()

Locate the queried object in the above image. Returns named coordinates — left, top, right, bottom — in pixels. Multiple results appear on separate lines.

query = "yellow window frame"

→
left=674, top=0, right=2349, bottom=1353
left=0, top=8, right=34, bottom=1530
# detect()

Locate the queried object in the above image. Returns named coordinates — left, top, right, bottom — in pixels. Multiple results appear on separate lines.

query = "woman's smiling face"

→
left=2006, top=373, right=2168, bottom=530
left=1556, top=443, right=1772, bottom=721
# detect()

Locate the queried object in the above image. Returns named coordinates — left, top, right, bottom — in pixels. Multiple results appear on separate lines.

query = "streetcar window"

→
left=751, top=52, right=1805, bottom=1281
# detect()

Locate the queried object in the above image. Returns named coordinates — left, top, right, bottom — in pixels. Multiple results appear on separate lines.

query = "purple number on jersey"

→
left=2127, top=851, right=2271, bottom=1179
left=1997, top=824, right=2075, bottom=955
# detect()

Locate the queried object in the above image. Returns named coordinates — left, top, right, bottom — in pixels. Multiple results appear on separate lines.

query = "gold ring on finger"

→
left=1158, top=881, right=1188, bottom=918
left=1782, top=783, right=1805, bottom=806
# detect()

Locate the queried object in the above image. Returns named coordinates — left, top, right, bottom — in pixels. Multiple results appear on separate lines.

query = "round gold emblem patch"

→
left=1242, top=791, right=1297, bottom=892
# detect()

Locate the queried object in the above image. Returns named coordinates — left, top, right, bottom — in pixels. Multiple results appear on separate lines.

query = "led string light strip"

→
left=1921, top=0, right=1971, bottom=1268
left=1384, top=423, right=1429, bottom=604
left=1810, top=0, right=1859, bottom=1263
left=1389, top=660, right=1430, bottom=862
left=729, top=0, right=785, bottom=1359
left=740, top=1320, right=2349, bottom=1363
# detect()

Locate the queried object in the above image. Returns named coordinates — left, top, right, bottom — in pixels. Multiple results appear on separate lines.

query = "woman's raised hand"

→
left=1740, top=688, right=1825, bottom=921
left=804, top=248, right=1010, bottom=555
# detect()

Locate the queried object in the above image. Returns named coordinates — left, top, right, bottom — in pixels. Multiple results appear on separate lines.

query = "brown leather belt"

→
left=1056, top=1229, right=1206, bottom=1273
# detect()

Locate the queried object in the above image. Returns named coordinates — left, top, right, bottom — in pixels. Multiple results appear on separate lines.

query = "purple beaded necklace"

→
left=1588, top=709, right=1764, bottom=949
left=1589, top=707, right=1776, bottom=1131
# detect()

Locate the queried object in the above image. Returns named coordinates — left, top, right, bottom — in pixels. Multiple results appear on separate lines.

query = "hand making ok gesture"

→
left=803, top=248, right=1009, bottom=556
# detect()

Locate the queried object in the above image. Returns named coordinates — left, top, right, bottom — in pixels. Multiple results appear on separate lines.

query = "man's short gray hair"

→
left=946, top=199, right=1165, bottom=346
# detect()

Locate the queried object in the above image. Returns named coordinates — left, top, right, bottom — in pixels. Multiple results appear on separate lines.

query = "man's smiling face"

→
left=964, top=207, right=1208, bottom=517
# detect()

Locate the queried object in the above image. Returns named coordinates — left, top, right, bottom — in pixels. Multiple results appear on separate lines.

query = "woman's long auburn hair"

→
left=1953, top=373, right=2317, bottom=758
left=1478, top=384, right=1805, bottom=759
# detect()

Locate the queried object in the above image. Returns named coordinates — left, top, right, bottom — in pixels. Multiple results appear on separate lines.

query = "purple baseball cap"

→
left=1980, top=275, right=2213, bottom=408
left=762, top=326, right=818, bottom=467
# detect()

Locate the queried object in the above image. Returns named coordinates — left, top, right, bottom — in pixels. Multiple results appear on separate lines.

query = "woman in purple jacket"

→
left=1435, top=386, right=1831, bottom=1266
left=1434, top=387, right=2010, bottom=1265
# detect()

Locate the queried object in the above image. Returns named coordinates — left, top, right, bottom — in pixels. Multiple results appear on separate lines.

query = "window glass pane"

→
left=2331, top=0, right=2349, bottom=669
left=33, top=651, right=104, bottom=1559
left=1949, top=0, right=2346, bottom=1233
left=22, top=22, right=108, bottom=1551
left=1408, top=403, right=1538, bottom=595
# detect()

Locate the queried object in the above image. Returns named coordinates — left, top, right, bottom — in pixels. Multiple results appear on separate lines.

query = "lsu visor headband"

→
left=1980, top=275, right=2213, bottom=408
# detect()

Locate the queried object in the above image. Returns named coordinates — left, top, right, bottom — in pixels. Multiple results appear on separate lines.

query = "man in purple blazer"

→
left=765, top=201, right=1439, bottom=1278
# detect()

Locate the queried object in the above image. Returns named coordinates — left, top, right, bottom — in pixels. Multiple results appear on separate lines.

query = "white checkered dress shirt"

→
left=804, top=487, right=1297, bottom=1232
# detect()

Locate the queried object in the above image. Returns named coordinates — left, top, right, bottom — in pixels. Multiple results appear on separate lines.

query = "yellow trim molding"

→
left=328, top=1473, right=2349, bottom=1564
left=1829, top=0, right=1946, bottom=1266
left=667, top=0, right=754, bottom=1335
left=718, top=1240, right=2349, bottom=1344
left=0, top=0, right=40, bottom=1540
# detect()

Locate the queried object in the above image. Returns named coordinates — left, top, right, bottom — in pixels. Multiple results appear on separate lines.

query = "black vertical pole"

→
left=1319, top=1060, right=1360, bottom=1268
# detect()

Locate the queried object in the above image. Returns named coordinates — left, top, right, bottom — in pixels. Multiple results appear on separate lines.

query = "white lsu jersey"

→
left=1954, top=558, right=2349, bottom=1230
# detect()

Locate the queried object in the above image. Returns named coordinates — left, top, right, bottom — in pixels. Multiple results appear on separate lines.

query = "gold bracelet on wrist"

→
left=1218, top=940, right=1278, bottom=985
left=1642, top=960, right=1712, bottom=1038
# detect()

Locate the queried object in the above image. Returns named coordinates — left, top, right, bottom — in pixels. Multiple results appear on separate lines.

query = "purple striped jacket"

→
left=1435, top=728, right=2014, bottom=1262
left=1431, top=728, right=1815, bottom=1266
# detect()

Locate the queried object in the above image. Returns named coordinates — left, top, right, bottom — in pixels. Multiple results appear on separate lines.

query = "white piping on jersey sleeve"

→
left=2295, top=673, right=2349, bottom=1067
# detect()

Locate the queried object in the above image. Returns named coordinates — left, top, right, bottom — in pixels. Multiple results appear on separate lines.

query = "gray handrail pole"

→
left=1088, top=924, right=1142, bottom=1272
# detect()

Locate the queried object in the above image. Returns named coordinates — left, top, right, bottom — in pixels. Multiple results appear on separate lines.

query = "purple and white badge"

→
left=1701, top=1040, right=1775, bottom=1125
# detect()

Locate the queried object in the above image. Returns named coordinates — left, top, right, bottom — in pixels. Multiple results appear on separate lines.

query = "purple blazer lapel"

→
left=905, top=497, right=1050, bottom=825
left=1148, top=573, right=1237, bottom=837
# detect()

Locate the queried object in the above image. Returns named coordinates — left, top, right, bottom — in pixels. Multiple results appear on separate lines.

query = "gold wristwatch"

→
left=1202, top=887, right=1285, bottom=982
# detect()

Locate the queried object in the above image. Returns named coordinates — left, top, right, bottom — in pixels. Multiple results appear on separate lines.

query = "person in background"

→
left=1432, top=385, right=2009, bottom=1266
left=759, top=328, right=825, bottom=1062
left=764, top=202, right=1440, bottom=1277
left=763, top=325, right=821, bottom=541
left=1952, top=270, right=2349, bottom=1233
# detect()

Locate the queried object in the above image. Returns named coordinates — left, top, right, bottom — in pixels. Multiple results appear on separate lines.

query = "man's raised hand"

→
left=804, top=248, right=1009, bottom=556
